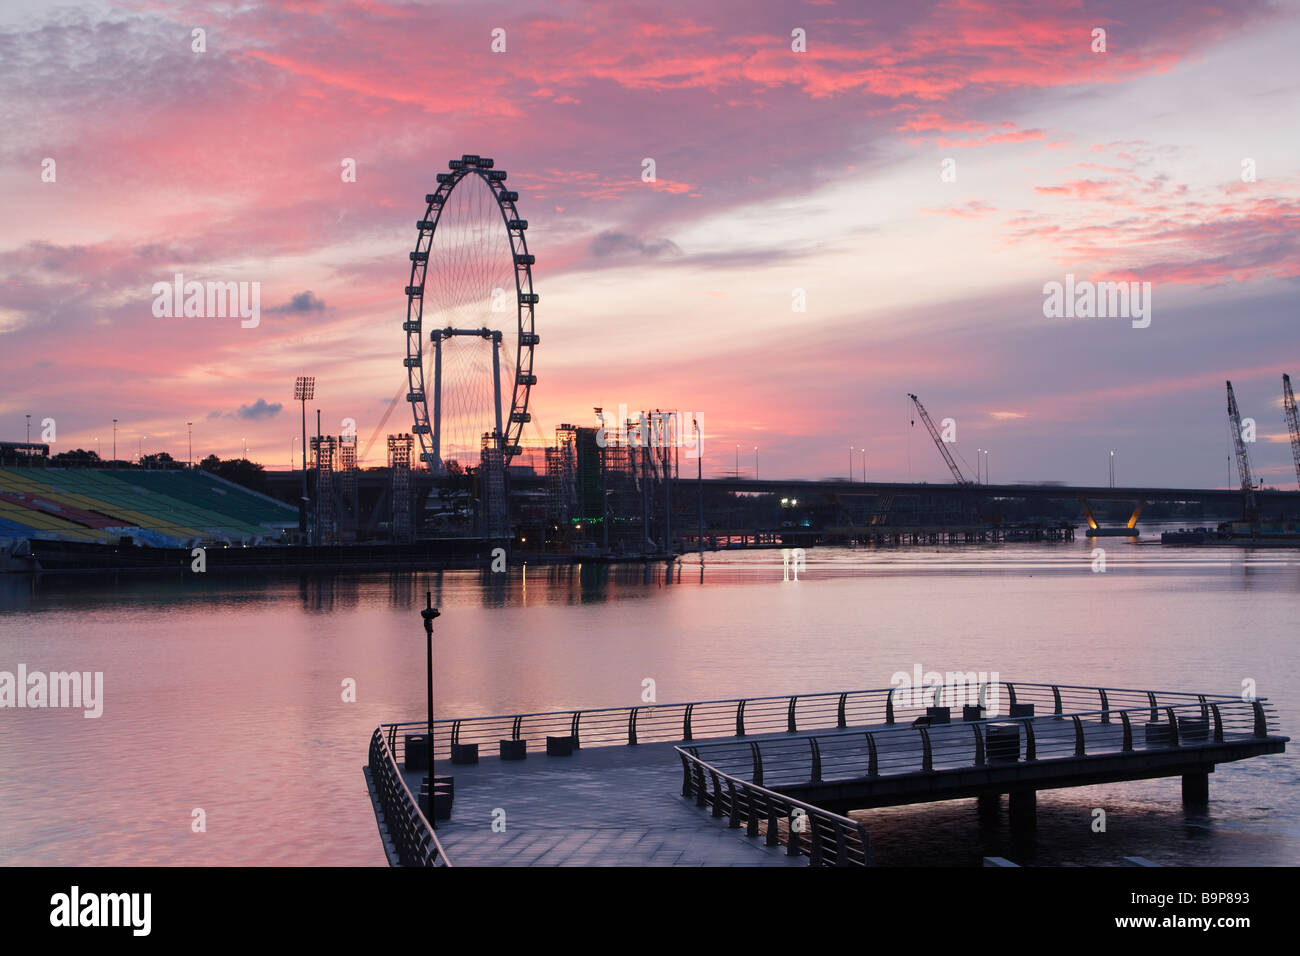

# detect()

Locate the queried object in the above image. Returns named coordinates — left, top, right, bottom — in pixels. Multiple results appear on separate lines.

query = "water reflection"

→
left=0, top=541, right=1294, bottom=866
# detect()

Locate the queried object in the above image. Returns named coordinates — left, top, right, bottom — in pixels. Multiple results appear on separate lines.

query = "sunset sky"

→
left=1, top=0, right=1297, bottom=487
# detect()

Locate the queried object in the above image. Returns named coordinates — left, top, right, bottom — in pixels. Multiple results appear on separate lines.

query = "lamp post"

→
left=695, top=417, right=703, bottom=557
left=861, top=447, right=865, bottom=484
left=848, top=445, right=852, bottom=482
left=421, top=591, right=440, bottom=827
left=735, top=443, right=739, bottom=479
left=1109, top=450, right=1115, bottom=488
left=187, top=422, right=193, bottom=469
left=753, top=445, right=758, bottom=481
left=112, top=419, right=117, bottom=463
left=26, top=414, right=31, bottom=444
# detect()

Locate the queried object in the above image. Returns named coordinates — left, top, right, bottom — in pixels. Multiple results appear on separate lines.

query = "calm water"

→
left=1, top=532, right=1296, bottom=866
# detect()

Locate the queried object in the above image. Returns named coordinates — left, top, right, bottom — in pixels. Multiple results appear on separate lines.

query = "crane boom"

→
left=907, top=393, right=970, bottom=485
left=1225, top=380, right=1257, bottom=519
left=1283, top=373, right=1300, bottom=490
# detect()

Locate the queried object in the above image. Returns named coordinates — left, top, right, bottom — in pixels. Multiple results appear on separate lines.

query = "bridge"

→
left=270, top=466, right=1300, bottom=545
left=364, top=680, right=1287, bottom=867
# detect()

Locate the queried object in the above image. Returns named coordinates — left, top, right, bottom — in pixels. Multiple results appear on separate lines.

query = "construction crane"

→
left=907, top=393, right=972, bottom=485
left=1283, top=374, right=1300, bottom=490
left=1225, top=380, right=1258, bottom=521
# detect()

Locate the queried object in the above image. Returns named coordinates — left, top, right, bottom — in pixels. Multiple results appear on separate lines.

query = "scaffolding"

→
left=311, top=435, right=338, bottom=544
left=479, top=432, right=507, bottom=539
left=339, top=434, right=357, bottom=516
left=388, top=434, right=413, bottom=543
left=546, top=424, right=578, bottom=524
left=591, top=409, right=679, bottom=551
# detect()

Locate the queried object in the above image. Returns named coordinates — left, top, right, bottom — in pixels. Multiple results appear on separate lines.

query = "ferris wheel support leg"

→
left=492, top=331, right=504, bottom=447
left=432, top=332, right=443, bottom=472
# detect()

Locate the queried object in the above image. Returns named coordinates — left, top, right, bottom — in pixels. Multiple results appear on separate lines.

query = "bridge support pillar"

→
left=1182, top=771, right=1210, bottom=806
left=977, top=793, right=1000, bottom=821
left=1009, top=790, right=1036, bottom=831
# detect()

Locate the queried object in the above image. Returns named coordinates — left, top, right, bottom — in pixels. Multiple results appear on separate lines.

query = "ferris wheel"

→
left=403, top=154, right=538, bottom=472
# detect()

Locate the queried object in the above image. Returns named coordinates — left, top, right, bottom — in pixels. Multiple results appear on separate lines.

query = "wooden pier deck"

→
left=397, top=740, right=804, bottom=866
left=365, top=681, right=1288, bottom=867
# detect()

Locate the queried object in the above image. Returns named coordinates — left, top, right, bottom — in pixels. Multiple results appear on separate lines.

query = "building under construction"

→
left=540, top=411, right=682, bottom=554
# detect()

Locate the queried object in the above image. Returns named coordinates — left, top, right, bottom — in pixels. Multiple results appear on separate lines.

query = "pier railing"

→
left=367, top=727, right=451, bottom=867
left=681, top=697, right=1283, bottom=791
left=380, top=681, right=1243, bottom=764
left=675, top=745, right=872, bottom=866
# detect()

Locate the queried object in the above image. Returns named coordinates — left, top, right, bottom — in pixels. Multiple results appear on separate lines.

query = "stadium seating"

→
left=0, top=467, right=297, bottom=547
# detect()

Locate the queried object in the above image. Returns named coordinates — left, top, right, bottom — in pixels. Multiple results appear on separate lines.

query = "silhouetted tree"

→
left=50, top=448, right=101, bottom=467
left=199, top=454, right=268, bottom=491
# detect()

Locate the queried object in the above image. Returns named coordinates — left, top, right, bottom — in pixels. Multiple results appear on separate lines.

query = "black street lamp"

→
left=421, top=591, right=440, bottom=826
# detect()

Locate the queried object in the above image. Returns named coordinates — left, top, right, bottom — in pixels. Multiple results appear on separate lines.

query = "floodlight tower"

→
left=295, top=376, right=315, bottom=500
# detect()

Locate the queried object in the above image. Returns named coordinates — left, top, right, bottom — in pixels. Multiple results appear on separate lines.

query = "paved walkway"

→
left=402, top=740, right=805, bottom=866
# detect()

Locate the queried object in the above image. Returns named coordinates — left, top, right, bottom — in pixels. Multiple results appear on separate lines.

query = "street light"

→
left=735, top=443, right=739, bottom=478
left=420, top=591, right=441, bottom=828
left=187, top=422, right=193, bottom=469
left=1109, top=450, right=1115, bottom=488
left=112, top=419, right=117, bottom=463
left=25, top=414, right=31, bottom=444
left=753, top=445, right=758, bottom=481
left=694, top=417, right=702, bottom=557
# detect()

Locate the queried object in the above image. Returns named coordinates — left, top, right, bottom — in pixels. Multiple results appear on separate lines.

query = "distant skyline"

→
left=1, top=0, right=1297, bottom=488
